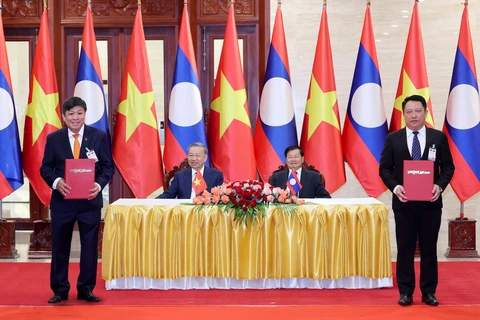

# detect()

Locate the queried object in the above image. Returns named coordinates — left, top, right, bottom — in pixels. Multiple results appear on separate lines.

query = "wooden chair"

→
left=271, top=161, right=326, bottom=187
left=163, top=158, right=190, bottom=190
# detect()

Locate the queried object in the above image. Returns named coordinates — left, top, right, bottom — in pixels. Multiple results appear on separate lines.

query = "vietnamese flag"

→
left=300, top=3, right=345, bottom=194
left=389, top=0, right=434, bottom=132
left=22, top=8, right=62, bottom=206
left=112, top=4, right=164, bottom=198
left=208, top=3, right=256, bottom=182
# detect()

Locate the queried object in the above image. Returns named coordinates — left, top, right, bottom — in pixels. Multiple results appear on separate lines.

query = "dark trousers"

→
left=394, top=207, right=442, bottom=295
left=50, top=209, right=100, bottom=295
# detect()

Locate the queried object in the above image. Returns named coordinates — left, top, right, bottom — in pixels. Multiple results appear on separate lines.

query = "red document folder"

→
left=403, top=160, right=434, bottom=201
left=64, top=159, right=95, bottom=199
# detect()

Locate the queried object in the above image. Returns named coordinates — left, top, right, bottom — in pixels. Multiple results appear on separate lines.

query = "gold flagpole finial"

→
left=43, top=0, right=47, bottom=10
left=0, top=0, right=3, bottom=9
left=184, top=0, right=188, bottom=4
left=230, top=0, right=235, bottom=5
left=138, top=0, right=141, bottom=5
left=367, top=0, right=371, bottom=5
left=465, top=0, right=468, bottom=5
left=323, top=0, right=327, bottom=7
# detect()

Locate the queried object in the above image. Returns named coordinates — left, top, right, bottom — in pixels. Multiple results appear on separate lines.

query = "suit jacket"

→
left=157, top=166, right=224, bottom=199
left=40, top=125, right=114, bottom=212
left=268, top=169, right=331, bottom=198
left=379, top=127, right=454, bottom=210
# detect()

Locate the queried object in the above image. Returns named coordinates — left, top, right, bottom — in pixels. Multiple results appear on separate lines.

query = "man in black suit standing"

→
left=40, top=97, right=114, bottom=303
left=269, top=146, right=330, bottom=198
left=157, top=142, right=224, bottom=199
left=380, top=95, right=454, bottom=307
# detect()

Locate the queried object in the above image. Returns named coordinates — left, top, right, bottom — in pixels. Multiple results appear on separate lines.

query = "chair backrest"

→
left=271, top=161, right=326, bottom=187
left=163, top=158, right=190, bottom=190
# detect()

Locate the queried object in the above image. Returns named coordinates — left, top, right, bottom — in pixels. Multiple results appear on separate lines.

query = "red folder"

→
left=403, top=160, right=434, bottom=201
left=64, top=159, right=95, bottom=199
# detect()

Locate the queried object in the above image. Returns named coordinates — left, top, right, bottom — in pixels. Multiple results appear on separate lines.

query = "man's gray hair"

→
left=187, top=142, right=208, bottom=155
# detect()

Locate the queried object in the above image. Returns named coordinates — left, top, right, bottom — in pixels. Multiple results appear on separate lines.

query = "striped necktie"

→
left=412, top=131, right=421, bottom=160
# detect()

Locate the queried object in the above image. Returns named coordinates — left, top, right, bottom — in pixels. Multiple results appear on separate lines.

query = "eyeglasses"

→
left=286, top=155, right=302, bottom=160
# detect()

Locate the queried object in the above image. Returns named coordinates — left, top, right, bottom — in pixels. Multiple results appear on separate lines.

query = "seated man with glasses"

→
left=268, top=146, right=330, bottom=198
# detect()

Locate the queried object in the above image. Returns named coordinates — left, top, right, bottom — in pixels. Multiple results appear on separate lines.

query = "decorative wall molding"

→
left=65, top=0, right=175, bottom=18
left=1, top=0, right=39, bottom=18
left=202, top=0, right=253, bottom=17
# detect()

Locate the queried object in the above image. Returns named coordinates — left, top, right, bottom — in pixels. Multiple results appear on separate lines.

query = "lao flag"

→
left=164, top=3, right=208, bottom=172
left=0, top=10, right=23, bottom=199
left=286, top=171, right=302, bottom=195
left=443, top=4, right=480, bottom=202
left=254, top=4, right=297, bottom=182
left=342, top=4, right=387, bottom=198
left=74, top=5, right=110, bottom=140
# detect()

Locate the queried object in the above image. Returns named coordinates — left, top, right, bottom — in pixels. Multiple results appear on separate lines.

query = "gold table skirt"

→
left=102, top=201, right=392, bottom=282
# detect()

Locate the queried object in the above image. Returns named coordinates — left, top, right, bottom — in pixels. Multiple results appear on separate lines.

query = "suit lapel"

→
left=183, top=169, right=193, bottom=197
left=80, top=125, right=92, bottom=159
left=423, top=128, right=433, bottom=160
left=60, top=128, right=74, bottom=159
left=398, top=128, right=412, bottom=160
left=299, top=170, right=307, bottom=198
left=203, top=167, right=209, bottom=185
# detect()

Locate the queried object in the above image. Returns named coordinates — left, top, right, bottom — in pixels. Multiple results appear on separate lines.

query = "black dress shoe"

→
left=422, top=293, right=439, bottom=306
left=398, top=293, right=413, bottom=306
left=48, top=294, right=68, bottom=303
left=77, top=290, right=101, bottom=302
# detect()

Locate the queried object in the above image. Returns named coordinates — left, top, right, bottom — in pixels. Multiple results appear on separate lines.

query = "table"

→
left=102, top=198, right=392, bottom=290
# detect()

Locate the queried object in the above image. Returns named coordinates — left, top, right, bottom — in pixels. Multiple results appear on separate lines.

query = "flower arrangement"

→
left=192, top=180, right=305, bottom=225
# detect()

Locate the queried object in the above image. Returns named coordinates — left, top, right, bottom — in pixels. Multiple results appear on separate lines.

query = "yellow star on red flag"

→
left=305, top=75, right=339, bottom=140
left=210, top=72, right=251, bottom=138
left=25, top=76, right=61, bottom=145
left=117, top=74, right=157, bottom=141
left=394, top=70, right=433, bottom=128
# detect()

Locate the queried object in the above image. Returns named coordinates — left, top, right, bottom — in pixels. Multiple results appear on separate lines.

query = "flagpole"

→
left=458, top=0, right=468, bottom=221
left=458, top=202, right=465, bottom=220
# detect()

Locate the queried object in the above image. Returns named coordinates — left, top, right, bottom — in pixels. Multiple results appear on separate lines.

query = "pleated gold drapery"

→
left=102, top=201, right=392, bottom=283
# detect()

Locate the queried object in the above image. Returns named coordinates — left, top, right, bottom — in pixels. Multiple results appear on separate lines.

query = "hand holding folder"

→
left=64, top=159, right=95, bottom=199
left=403, top=160, right=434, bottom=201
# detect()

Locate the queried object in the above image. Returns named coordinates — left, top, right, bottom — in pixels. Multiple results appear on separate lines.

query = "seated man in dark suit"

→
left=157, top=142, right=224, bottom=199
left=269, top=146, right=330, bottom=198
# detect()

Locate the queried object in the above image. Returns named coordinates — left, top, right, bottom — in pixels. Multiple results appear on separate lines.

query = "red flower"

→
left=242, top=205, right=248, bottom=211
left=250, top=199, right=257, bottom=207
left=242, top=190, right=252, bottom=198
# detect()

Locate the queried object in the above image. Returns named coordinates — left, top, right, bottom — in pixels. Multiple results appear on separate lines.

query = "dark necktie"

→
left=412, top=131, right=421, bottom=160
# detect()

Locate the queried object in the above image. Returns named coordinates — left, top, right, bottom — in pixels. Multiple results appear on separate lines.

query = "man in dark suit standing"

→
left=40, top=97, right=114, bottom=303
left=380, top=95, right=454, bottom=307
left=157, top=142, right=224, bottom=199
left=269, top=146, right=330, bottom=198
